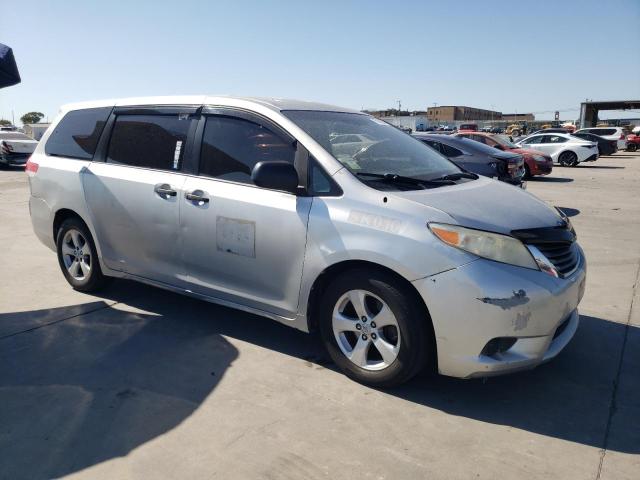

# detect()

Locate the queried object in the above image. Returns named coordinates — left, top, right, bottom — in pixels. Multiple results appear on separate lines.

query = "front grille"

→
left=532, top=242, right=579, bottom=277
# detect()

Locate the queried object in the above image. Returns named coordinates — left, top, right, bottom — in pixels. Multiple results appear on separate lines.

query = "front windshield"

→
left=283, top=111, right=461, bottom=183
left=493, top=135, right=518, bottom=148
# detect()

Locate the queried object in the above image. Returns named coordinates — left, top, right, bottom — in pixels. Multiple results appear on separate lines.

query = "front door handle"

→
left=154, top=183, right=177, bottom=197
left=185, top=189, right=210, bottom=203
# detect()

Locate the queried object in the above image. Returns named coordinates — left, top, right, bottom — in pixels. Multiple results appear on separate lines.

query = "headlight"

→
left=428, top=223, right=538, bottom=270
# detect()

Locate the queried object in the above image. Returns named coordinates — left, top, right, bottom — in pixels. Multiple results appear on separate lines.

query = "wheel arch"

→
left=306, top=259, right=437, bottom=371
left=52, top=208, right=91, bottom=246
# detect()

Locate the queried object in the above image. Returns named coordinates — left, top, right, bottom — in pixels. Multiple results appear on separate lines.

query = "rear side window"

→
left=547, top=135, right=567, bottom=143
left=421, top=139, right=442, bottom=152
left=199, top=116, right=295, bottom=185
left=107, top=115, right=191, bottom=170
left=440, top=143, right=463, bottom=157
left=45, top=107, right=111, bottom=159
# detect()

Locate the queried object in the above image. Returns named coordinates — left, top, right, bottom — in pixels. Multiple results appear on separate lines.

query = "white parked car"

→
left=574, top=127, right=627, bottom=151
left=516, top=133, right=598, bottom=167
left=0, top=131, right=39, bottom=168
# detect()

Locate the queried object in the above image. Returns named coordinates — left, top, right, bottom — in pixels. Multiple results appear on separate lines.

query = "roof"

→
left=59, top=96, right=360, bottom=114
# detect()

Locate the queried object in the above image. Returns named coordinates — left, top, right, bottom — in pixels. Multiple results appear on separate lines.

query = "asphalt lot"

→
left=1, top=153, right=639, bottom=480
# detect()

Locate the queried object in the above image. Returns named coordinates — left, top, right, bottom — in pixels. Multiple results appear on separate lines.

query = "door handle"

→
left=154, top=183, right=177, bottom=197
left=185, top=189, right=210, bottom=203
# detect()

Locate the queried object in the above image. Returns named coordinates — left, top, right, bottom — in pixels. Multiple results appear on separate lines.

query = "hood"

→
left=393, top=176, right=564, bottom=234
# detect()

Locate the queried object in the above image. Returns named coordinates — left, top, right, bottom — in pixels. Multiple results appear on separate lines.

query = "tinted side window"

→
left=421, top=139, right=441, bottom=152
left=525, top=136, right=543, bottom=144
left=440, top=143, right=463, bottom=157
left=548, top=135, right=567, bottom=143
left=45, top=107, right=111, bottom=159
left=598, top=129, right=615, bottom=136
left=107, top=115, right=191, bottom=170
left=199, top=116, right=295, bottom=185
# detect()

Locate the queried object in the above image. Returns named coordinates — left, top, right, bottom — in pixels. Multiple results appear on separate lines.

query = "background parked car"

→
left=529, top=128, right=572, bottom=136
left=455, top=131, right=553, bottom=178
left=625, top=133, right=639, bottom=152
left=0, top=131, right=38, bottom=168
left=413, top=133, right=525, bottom=186
left=575, top=126, right=627, bottom=151
left=572, top=131, right=617, bottom=156
left=516, top=133, right=598, bottom=167
left=458, top=123, right=478, bottom=132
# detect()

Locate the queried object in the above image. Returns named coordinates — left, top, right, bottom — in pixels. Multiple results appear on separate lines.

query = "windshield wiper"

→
left=430, top=172, right=479, bottom=181
left=356, top=172, right=455, bottom=188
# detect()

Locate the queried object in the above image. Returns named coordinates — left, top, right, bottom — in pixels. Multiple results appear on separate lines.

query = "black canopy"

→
left=0, top=43, right=21, bottom=89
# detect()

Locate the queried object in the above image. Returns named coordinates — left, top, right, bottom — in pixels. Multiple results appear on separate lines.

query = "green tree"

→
left=20, top=112, right=45, bottom=125
left=0, top=119, right=12, bottom=126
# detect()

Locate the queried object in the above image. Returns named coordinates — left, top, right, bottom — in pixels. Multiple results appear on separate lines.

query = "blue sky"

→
left=1, top=0, right=639, bottom=123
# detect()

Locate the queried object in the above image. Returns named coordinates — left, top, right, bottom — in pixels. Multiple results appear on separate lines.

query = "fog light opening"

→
left=481, top=337, right=517, bottom=357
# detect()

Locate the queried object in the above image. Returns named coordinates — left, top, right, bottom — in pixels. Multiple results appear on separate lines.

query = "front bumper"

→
left=531, top=161, right=553, bottom=176
left=413, top=247, right=586, bottom=378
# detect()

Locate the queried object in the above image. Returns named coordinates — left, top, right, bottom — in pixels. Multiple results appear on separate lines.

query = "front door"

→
left=83, top=111, right=196, bottom=286
left=180, top=113, right=312, bottom=318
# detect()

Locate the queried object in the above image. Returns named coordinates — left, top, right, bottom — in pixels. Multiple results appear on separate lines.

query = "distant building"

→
left=503, top=113, right=535, bottom=122
left=23, top=123, right=51, bottom=141
left=427, top=106, right=501, bottom=123
left=366, top=109, right=428, bottom=118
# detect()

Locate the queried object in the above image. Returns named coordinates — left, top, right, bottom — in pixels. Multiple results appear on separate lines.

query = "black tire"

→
left=524, top=164, right=531, bottom=179
left=56, top=217, right=110, bottom=292
left=318, top=268, right=432, bottom=387
left=558, top=151, right=578, bottom=167
left=627, top=144, right=637, bottom=152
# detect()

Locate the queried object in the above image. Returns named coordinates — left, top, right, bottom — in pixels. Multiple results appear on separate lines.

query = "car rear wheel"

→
left=628, top=144, right=637, bottom=152
left=558, top=151, right=578, bottom=167
left=524, top=164, right=531, bottom=179
left=319, top=268, right=431, bottom=387
left=56, top=217, right=109, bottom=292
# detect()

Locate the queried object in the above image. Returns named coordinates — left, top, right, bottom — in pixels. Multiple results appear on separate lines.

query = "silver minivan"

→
left=27, top=96, right=586, bottom=386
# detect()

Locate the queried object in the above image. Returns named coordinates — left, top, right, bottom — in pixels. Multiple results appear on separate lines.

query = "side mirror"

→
left=251, top=161, right=299, bottom=193
left=494, top=144, right=503, bottom=150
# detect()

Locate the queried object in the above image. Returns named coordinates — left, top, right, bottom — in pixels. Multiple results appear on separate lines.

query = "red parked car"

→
left=455, top=131, right=553, bottom=178
left=626, top=133, right=639, bottom=152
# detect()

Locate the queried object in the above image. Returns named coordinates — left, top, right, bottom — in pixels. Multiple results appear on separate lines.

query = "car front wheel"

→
left=319, top=268, right=432, bottom=387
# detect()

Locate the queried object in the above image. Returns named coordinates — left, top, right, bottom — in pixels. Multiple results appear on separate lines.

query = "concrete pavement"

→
left=1, top=152, right=638, bottom=479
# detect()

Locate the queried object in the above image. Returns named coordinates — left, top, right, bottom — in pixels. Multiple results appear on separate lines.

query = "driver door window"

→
left=199, top=116, right=295, bottom=186
left=524, top=136, right=543, bottom=145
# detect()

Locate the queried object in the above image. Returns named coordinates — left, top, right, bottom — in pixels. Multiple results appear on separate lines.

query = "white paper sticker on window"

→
left=173, top=140, right=183, bottom=169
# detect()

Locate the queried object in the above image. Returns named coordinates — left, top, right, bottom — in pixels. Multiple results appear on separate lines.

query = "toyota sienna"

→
left=27, top=96, right=586, bottom=386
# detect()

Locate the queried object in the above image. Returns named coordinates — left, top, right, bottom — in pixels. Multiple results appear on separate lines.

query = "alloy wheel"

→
left=332, top=289, right=401, bottom=371
left=61, top=229, right=91, bottom=280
